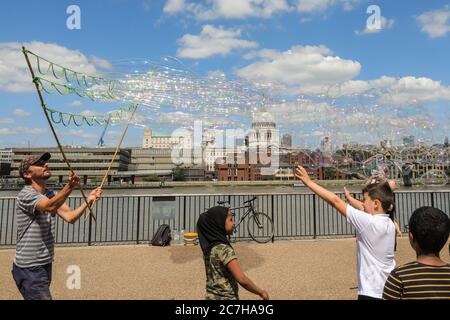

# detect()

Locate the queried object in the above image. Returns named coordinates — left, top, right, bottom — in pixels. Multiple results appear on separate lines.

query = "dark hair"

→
left=22, top=170, right=32, bottom=185
left=409, top=207, right=450, bottom=255
left=362, top=181, right=395, bottom=214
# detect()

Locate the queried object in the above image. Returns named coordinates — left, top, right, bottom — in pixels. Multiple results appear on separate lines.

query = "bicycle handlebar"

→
left=217, top=197, right=257, bottom=206
left=243, top=196, right=257, bottom=204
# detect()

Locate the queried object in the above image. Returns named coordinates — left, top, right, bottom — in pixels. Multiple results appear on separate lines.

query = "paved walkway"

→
left=1, top=238, right=448, bottom=300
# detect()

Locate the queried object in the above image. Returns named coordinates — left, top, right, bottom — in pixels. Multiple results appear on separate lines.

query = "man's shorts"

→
left=11, top=263, right=52, bottom=300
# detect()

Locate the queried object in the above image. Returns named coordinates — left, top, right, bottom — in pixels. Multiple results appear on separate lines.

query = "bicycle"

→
left=217, top=196, right=274, bottom=244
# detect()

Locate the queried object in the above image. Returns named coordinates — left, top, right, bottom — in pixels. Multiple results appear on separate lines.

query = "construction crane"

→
left=97, top=119, right=110, bottom=148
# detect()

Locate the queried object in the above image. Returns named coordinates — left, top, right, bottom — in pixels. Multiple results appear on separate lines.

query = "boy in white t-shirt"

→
left=295, top=166, right=396, bottom=300
left=344, top=178, right=402, bottom=237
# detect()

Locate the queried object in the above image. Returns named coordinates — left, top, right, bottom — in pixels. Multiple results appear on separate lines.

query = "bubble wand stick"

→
left=85, top=104, right=139, bottom=220
left=22, top=46, right=97, bottom=221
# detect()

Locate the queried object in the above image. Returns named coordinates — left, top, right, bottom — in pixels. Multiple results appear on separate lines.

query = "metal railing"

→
left=0, top=191, right=449, bottom=247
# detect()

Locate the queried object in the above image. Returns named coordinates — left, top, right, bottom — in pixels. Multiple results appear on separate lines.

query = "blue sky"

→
left=0, top=0, right=449, bottom=149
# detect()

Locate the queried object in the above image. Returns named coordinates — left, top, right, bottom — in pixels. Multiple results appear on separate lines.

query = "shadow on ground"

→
left=168, top=242, right=265, bottom=273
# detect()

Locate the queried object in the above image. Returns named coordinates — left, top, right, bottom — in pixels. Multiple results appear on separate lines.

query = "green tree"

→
left=324, top=167, right=335, bottom=180
left=172, top=165, right=186, bottom=181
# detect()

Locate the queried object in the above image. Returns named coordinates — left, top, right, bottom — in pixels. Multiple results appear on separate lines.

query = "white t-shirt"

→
left=346, top=205, right=396, bottom=299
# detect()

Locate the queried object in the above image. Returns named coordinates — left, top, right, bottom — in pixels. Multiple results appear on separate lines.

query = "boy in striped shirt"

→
left=383, top=206, right=450, bottom=300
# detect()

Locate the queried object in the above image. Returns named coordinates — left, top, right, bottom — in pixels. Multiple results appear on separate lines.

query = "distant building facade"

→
left=0, top=149, right=13, bottom=176
left=142, top=128, right=192, bottom=150
left=11, top=147, right=130, bottom=184
left=0, top=149, right=13, bottom=163
left=248, top=109, right=279, bottom=150
left=215, top=152, right=261, bottom=181
left=127, top=147, right=175, bottom=181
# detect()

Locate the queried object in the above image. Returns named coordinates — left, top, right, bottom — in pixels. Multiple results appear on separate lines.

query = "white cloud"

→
left=207, top=70, right=227, bottom=79
left=163, top=0, right=362, bottom=21
left=267, top=100, right=336, bottom=126
left=0, top=118, right=15, bottom=125
left=157, top=111, right=196, bottom=125
left=355, top=16, right=395, bottom=35
left=295, top=0, right=360, bottom=13
left=68, top=100, right=83, bottom=108
left=295, top=0, right=335, bottom=13
left=79, top=110, right=103, bottom=117
left=0, top=127, right=47, bottom=135
left=237, top=45, right=450, bottom=104
left=236, top=45, right=361, bottom=94
left=155, top=111, right=234, bottom=127
left=89, top=56, right=113, bottom=70
left=326, top=76, right=450, bottom=105
left=67, top=129, right=98, bottom=139
left=164, top=0, right=291, bottom=20
left=379, top=76, right=450, bottom=105
left=164, top=0, right=186, bottom=14
left=177, top=25, right=259, bottom=59
left=13, top=108, right=31, bottom=117
left=243, top=48, right=280, bottom=60
left=0, top=41, right=111, bottom=93
left=417, top=6, right=450, bottom=38
left=106, top=130, right=122, bottom=137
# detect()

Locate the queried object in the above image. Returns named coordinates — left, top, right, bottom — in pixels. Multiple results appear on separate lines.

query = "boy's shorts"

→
left=11, top=263, right=52, bottom=300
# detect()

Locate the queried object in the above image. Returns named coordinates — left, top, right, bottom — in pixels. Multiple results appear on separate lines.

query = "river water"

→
left=1, top=184, right=448, bottom=197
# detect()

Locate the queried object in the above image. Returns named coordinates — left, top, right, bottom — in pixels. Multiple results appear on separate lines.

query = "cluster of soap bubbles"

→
left=27, top=50, right=449, bottom=186
left=326, top=146, right=449, bottom=186
left=29, top=51, right=267, bottom=129
left=29, top=50, right=446, bottom=142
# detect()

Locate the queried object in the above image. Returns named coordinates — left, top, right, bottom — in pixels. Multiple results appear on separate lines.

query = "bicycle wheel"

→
left=247, top=212, right=274, bottom=243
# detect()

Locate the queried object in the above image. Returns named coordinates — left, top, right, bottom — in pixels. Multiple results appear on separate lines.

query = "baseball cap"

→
left=19, top=152, right=51, bottom=178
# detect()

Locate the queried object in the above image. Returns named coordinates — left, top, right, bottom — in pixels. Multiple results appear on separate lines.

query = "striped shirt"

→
left=13, top=186, right=57, bottom=268
left=383, top=261, right=450, bottom=300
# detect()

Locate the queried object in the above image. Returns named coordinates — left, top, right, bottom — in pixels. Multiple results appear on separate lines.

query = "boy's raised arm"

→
left=295, top=166, right=347, bottom=217
left=344, top=187, right=365, bottom=211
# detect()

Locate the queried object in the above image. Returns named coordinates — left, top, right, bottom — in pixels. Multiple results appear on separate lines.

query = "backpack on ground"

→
left=151, top=224, right=171, bottom=246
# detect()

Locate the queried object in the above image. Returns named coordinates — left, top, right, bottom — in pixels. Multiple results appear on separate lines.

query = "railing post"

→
left=183, top=196, right=186, bottom=230
left=88, top=203, right=92, bottom=246
left=430, top=192, right=435, bottom=208
left=136, top=197, right=141, bottom=244
left=313, top=194, right=317, bottom=240
left=271, top=194, right=274, bottom=243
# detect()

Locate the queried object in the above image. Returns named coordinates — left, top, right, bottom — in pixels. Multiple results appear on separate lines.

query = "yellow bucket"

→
left=183, top=232, right=199, bottom=246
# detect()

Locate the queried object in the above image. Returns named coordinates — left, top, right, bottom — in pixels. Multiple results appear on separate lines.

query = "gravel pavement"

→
left=1, top=237, right=448, bottom=300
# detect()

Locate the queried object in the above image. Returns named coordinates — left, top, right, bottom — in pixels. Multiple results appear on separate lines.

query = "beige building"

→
left=0, top=149, right=13, bottom=164
left=11, top=147, right=130, bottom=184
left=142, top=128, right=192, bottom=149
left=128, top=148, right=175, bottom=176
left=205, top=147, right=228, bottom=172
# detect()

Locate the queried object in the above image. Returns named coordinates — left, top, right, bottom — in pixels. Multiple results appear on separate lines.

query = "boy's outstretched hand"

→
left=344, top=187, right=351, bottom=201
left=295, top=166, right=311, bottom=184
